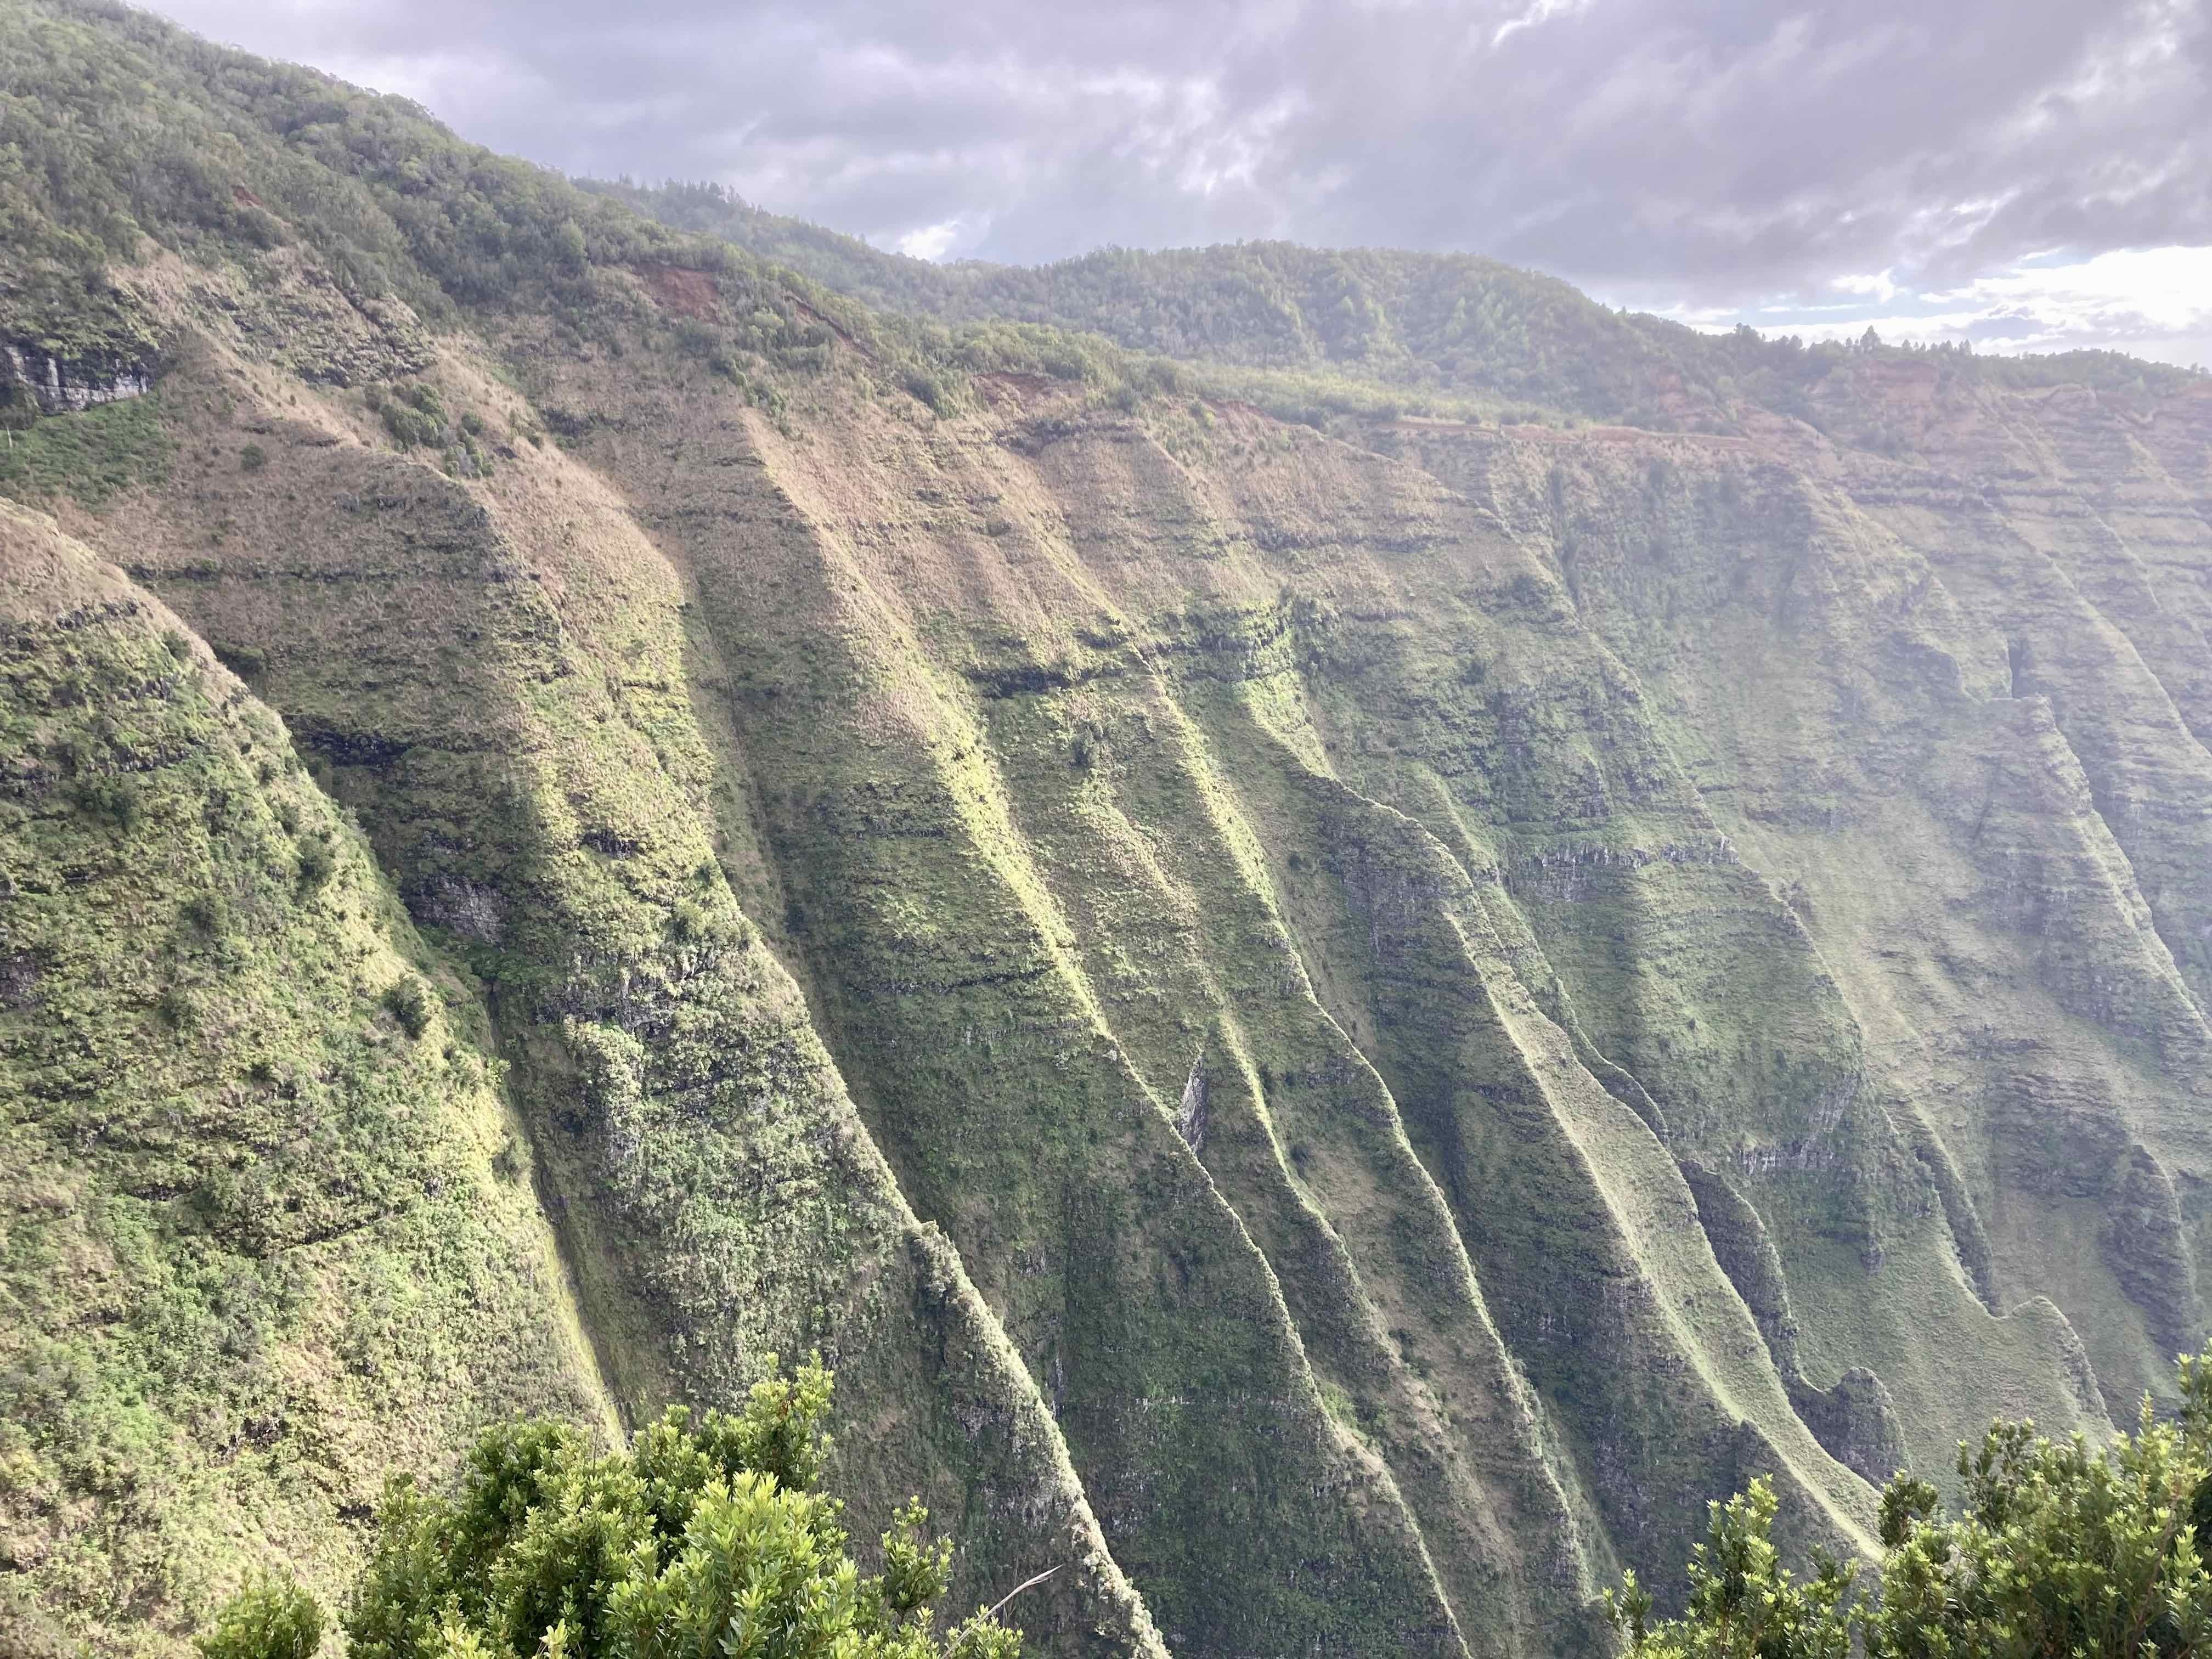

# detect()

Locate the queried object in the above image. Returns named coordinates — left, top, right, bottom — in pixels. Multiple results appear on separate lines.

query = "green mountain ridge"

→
left=588, top=179, right=2205, bottom=430
left=4, top=3, right=2212, bottom=1656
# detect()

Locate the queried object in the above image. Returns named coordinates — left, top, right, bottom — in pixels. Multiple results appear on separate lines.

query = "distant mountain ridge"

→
left=7, top=4, right=2212, bottom=1658
left=588, top=177, right=2204, bottom=428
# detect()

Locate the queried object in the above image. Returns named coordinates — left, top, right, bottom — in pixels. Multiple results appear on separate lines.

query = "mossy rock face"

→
left=0, top=503, right=609, bottom=1650
left=540, top=349, right=1883, bottom=1650
left=9, top=2, right=2212, bottom=1656
left=1411, top=415, right=2212, bottom=1428
left=77, top=348, right=1161, bottom=1657
left=534, top=337, right=2212, bottom=1648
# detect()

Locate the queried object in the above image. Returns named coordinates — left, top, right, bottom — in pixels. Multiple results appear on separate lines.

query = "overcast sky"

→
left=148, top=0, right=2212, bottom=366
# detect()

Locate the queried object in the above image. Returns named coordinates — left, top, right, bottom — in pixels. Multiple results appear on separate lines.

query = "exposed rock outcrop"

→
left=2, top=338, right=156, bottom=413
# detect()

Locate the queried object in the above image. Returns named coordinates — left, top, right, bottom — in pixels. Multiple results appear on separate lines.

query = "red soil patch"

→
left=635, top=265, right=720, bottom=319
left=232, top=184, right=264, bottom=207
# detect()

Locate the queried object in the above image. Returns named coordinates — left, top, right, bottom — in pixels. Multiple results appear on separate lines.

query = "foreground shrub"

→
left=200, top=1359, right=1024, bottom=1659
left=1613, top=1347, right=2212, bottom=1659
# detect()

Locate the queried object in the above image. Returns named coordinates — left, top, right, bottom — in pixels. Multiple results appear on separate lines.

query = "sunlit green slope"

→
left=0, top=503, right=611, bottom=1649
left=5, top=4, right=2212, bottom=1657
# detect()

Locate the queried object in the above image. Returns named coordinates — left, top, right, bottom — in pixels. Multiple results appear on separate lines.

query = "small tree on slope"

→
left=199, top=1359, right=1022, bottom=1659
left=1612, top=1347, right=2212, bottom=1659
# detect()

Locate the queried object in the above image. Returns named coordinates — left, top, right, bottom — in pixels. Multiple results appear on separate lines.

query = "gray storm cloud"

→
left=148, top=0, right=2210, bottom=339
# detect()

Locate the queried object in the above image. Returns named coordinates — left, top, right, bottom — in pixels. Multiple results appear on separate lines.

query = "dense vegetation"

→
left=196, top=1363, right=1023, bottom=1659
left=594, top=180, right=2205, bottom=430
left=0, top=0, right=1218, bottom=446
left=0, top=0, right=709, bottom=351
left=9, top=2, right=2212, bottom=1657
left=583, top=180, right=1695, bottom=422
left=0, top=0, right=1040, bottom=425
left=0, top=500, right=611, bottom=1654
left=1615, top=1350, right=2212, bottom=1659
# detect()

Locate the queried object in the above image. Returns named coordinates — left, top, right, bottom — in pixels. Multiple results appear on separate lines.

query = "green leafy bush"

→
left=195, top=1575, right=321, bottom=1659
left=296, top=835, right=335, bottom=893
left=381, top=976, right=431, bottom=1040
left=213, top=641, right=268, bottom=681
left=1613, top=1347, right=2212, bottom=1659
left=901, top=366, right=953, bottom=415
left=76, top=774, right=143, bottom=831
left=181, top=891, right=229, bottom=938
left=201, top=1361, right=1023, bottom=1659
left=369, top=383, right=449, bottom=450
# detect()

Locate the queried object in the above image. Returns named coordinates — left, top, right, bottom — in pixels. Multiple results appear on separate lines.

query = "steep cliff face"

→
left=4, top=4, right=2212, bottom=1657
left=1369, top=387, right=2212, bottom=1439
left=0, top=503, right=612, bottom=1651
left=66, top=329, right=1162, bottom=1659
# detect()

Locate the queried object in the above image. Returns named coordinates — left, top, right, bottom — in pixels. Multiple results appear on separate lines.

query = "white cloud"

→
left=894, top=218, right=967, bottom=260
left=1831, top=269, right=1900, bottom=302
left=1491, top=0, right=1592, bottom=50
left=1660, top=244, right=2212, bottom=366
left=1936, top=244, right=2212, bottom=336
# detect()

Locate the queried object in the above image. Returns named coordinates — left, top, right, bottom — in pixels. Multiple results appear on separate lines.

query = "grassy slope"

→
left=0, top=502, right=612, bottom=1650
left=537, top=356, right=1481, bottom=1655
left=2, top=2, right=1163, bottom=1651
left=86, top=313, right=1161, bottom=1658
left=8, top=3, right=2212, bottom=1656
